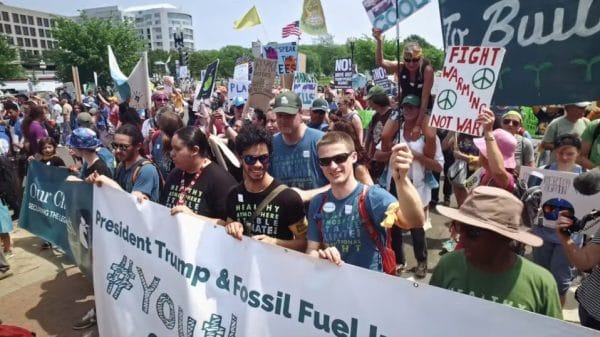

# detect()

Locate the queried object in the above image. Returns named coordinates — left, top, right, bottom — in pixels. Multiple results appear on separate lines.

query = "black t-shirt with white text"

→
left=226, top=179, right=306, bottom=240
left=160, top=162, right=236, bottom=220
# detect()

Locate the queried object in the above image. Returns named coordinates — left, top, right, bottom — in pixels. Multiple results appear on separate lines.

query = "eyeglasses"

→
left=111, top=142, right=132, bottom=151
left=154, top=98, right=169, bottom=102
left=455, top=222, right=483, bottom=240
left=318, top=153, right=352, bottom=166
left=243, top=154, right=270, bottom=166
left=404, top=58, right=420, bottom=63
left=502, top=119, right=520, bottom=127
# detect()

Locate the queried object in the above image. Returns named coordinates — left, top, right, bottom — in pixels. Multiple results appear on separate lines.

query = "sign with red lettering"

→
left=429, top=46, right=506, bottom=136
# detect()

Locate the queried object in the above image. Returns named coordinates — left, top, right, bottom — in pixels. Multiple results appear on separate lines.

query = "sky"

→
left=8, top=0, right=444, bottom=50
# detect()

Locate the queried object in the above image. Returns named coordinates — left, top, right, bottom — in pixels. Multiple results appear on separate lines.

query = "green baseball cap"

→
left=365, top=85, right=387, bottom=100
left=273, top=91, right=302, bottom=114
left=401, top=95, right=420, bottom=107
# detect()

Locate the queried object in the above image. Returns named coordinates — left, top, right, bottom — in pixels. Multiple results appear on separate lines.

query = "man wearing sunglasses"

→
left=500, top=110, right=535, bottom=172
left=431, top=186, right=562, bottom=318
left=305, top=131, right=425, bottom=272
left=224, top=125, right=307, bottom=251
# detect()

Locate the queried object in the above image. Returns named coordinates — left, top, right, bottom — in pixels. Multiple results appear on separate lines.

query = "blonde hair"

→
left=317, top=131, right=355, bottom=152
left=403, top=42, right=423, bottom=59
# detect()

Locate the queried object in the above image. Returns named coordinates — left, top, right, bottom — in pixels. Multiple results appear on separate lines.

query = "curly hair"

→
left=0, top=157, right=20, bottom=212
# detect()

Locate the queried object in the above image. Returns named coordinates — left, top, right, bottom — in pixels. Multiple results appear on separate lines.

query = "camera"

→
left=561, top=209, right=600, bottom=235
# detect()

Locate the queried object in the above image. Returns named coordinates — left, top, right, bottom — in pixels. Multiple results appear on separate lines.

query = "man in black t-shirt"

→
left=225, top=124, right=307, bottom=252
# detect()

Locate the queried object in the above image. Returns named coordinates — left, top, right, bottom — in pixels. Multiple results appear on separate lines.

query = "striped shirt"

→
left=576, top=227, right=600, bottom=321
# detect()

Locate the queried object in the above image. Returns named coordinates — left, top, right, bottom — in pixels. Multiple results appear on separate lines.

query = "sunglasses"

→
left=455, top=222, right=483, bottom=240
left=243, top=154, right=270, bottom=166
left=111, top=142, right=132, bottom=151
left=154, top=98, right=169, bottom=102
left=404, top=58, right=420, bottom=63
left=502, top=119, right=520, bottom=126
left=318, top=153, right=351, bottom=166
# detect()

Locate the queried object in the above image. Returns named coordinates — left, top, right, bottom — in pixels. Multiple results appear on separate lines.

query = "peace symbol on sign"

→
left=437, top=90, right=457, bottom=110
left=472, top=68, right=496, bottom=90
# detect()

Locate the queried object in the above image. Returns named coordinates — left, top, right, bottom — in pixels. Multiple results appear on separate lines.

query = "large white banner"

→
left=93, top=186, right=594, bottom=337
left=429, top=46, right=506, bottom=136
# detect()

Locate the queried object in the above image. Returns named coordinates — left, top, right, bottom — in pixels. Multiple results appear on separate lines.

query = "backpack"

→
left=520, top=184, right=543, bottom=228
left=96, top=146, right=116, bottom=176
left=116, top=159, right=165, bottom=196
left=316, top=185, right=396, bottom=275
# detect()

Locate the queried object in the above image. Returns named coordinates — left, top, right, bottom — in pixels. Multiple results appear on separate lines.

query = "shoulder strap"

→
left=247, top=184, right=288, bottom=224
left=358, top=185, right=387, bottom=256
left=316, top=193, right=328, bottom=244
left=132, top=159, right=152, bottom=184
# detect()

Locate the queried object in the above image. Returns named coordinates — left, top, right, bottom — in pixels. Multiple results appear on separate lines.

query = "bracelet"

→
left=485, top=136, right=495, bottom=142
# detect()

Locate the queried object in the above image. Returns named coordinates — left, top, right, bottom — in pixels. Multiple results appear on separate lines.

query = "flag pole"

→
left=395, top=2, right=401, bottom=106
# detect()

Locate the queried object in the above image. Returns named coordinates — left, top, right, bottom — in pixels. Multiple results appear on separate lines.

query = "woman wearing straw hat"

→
left=430, top=186, right=562, bottom=318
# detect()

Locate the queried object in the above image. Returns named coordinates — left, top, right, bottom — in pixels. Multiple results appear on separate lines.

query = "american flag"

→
left=281, top=21, right=301, bottom=38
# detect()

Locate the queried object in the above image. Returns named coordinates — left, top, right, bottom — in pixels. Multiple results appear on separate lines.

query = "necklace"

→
left=176, top=161, right=206, bottom=206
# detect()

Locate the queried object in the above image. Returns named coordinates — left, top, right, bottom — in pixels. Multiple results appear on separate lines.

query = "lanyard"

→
left=176, top=169, right=202, bottom=206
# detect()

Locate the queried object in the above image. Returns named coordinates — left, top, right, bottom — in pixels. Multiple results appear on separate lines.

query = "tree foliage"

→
left=49, top=17, right=146, bottom=88
left=0, top=35, right=23, bottom=82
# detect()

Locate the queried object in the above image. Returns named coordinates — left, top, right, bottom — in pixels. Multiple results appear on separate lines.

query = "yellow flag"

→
left=300, top=0, right=328, bottom=35
left=233, top=6, right=262, bottom=30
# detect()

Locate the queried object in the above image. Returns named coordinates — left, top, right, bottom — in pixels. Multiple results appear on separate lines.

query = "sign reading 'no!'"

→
left=429, top=46, right=506, bottom=136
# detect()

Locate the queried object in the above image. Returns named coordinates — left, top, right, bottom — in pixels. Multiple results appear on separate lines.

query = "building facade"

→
left=80, top=3, right=194, bottom=51
left=0, top=3, right=59, bottom=56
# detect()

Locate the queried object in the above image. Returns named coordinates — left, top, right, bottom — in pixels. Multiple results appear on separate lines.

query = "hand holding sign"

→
left=372, top=28, right=383, bottom=41
left=476, top=108, right=495, bottom=133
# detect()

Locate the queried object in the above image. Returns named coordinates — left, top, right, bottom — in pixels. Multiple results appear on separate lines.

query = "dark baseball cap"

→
left=273, top=91, right=302, bottom=114
left=311, top=98, right=329, bottom=113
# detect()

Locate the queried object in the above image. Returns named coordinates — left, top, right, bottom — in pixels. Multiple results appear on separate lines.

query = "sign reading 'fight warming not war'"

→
left=429, top=46, right=506, bottom=136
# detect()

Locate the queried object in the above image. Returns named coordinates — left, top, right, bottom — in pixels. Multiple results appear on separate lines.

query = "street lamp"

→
left=39, top=59, right=46, bottom=74
left=348, top=38, right=356, bottom=72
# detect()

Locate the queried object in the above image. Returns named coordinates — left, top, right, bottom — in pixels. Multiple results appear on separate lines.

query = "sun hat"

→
left=67, top=127, right=101, bottom=150
left=436, top=186, right=542, bottom=247
left=502, top=110, right=522, bottom=122
left=473, top=128, right=517, bottom=169
left=272, top=91, right=302, bottom=114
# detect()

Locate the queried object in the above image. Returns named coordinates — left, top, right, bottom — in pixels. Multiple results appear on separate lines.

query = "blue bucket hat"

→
left=67, top=127, right=101, bottom=150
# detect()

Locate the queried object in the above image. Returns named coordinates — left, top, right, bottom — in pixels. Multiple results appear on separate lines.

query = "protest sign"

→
left=372, top=67, right=391, bottom=90
left=281, top=73, right=295, bottom=90
left=247, top=58, right=276, bottom=112
left=228, top=79, right=250, bottom=103
left=197, top=60, right=219, bottom=100
left=293, top=72, right=318, bottom=109
left=263, top=42, right=298, bottom=75
left=439, top=0, right=600, bottom=105
left=128, top=51, right=152, bottom=110
left=93, top=185, right=595, bottom=337
left=234, top=63, right=250, bottom=81
left=334, top=58, right=353, bottom=89
left=429, top=46, right=506, bottom=136
left=520, top=167, right=599, bottom=235
left=363, top=0, right=431, bottom=32
left=19, top=161, right=93, bottom=275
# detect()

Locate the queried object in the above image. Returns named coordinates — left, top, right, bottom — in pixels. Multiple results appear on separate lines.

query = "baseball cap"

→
left=233, top=97, right=245, bottom=107
left=77, top=112, right=93, bottom=128
left=473, top=128, right=517, bottom=169
left=436, top=186, right=542, bottom=247
left=401, top=95, right=420, bottom=107
left=67, top=127, right=101, bottom=150
left=365, top=85, right=386, bottom=100
left=273, top=92, right=302, bottom=114
left=567, top=101, right=591, bottom=108
left=311, top=98, right=329, bottom=113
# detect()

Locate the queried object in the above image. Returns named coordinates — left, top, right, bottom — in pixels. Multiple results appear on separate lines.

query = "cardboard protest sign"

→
left=334, top=58, right=353, bottom=89
left=263, top=42, right=298, bottom=75
left=429, top=46, right=506, bottom=136
left=363, top=0, right=431, bottom=32
left=197, top=60, right=219, bottom=100
left=247, top=58, right=277, bottom=112
left=93, top=185, right=596, bottom=337
left=293, top=72, right=318, bottom=109
left=228, top=79, right=250, bottom=103
left=372, top=67, right=391, bottom=90
left=281, top=73, right=295, bottom=90
left=520, top=167, right=599, bottom=235
left=234, top=63, right=250, bottom=81
left=439, top=0, right=600, bottom=105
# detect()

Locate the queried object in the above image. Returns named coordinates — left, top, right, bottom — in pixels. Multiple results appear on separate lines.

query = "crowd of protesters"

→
left=0, top=35, right=599, bottom=332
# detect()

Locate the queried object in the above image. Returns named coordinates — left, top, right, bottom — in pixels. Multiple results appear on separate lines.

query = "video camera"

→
left=562, top=209, right=600, bottom=235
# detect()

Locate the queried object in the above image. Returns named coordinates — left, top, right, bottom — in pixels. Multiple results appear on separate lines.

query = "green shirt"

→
left=581, top=119, right=600, bottom=167
left=430, top=251, right=563, bottom=319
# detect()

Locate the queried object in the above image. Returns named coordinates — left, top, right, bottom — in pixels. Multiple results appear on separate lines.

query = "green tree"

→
left=50, top=17, right=146, bottom=88
left=0, top=35, right=23, bottom=83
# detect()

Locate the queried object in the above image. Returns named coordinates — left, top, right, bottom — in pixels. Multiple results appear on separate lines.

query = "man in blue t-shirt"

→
left=269, top=92, right=329, bottom=201
left=305, top=131, right=425, bottom=272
